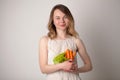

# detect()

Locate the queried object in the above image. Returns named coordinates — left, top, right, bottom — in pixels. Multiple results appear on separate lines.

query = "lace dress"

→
left=46, top=37, right=81, bottom=80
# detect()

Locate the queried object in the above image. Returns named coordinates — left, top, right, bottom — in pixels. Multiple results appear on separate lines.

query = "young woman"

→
left=39, top=4, right=92, bottom=80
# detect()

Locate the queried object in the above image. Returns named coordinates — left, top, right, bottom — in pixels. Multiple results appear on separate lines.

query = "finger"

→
left=64, top=69, right=69, bottom=72
left=74, top=64, right=77, bottom=67
left=69, top=59, right=73, bottom=62
left=70, top=70, right=78, bottom=74
left=65, top=69, right=72, bottom=72
left=69, top=70, right=74, bottom=72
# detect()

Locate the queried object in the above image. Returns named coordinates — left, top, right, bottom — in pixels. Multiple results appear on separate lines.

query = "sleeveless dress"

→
left=46, top=37, right=81, bottom=80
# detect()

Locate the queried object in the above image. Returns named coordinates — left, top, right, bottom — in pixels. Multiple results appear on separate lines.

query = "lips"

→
left=60, top=24, right=66, bottom=27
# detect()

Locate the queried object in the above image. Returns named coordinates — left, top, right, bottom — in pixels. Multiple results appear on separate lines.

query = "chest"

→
left=48, top=39, right=77, bottom=54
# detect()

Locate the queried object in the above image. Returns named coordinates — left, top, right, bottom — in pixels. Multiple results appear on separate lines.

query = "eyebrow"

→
left=55, top=16, right=60, bottom=17
left=54, top=15, right=67, bottom=18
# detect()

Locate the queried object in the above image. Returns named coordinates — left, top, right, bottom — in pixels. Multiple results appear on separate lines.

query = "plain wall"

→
left=0, top=0, right=120, bottom=80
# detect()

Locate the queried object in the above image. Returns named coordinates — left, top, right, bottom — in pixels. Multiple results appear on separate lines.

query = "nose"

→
left=60, top=18, right=65, bottom=23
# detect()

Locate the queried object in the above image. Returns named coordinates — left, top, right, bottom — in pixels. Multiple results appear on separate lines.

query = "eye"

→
left=56, top=17, right=60, bottom=20
left=64, top=16, right=68, bottom=19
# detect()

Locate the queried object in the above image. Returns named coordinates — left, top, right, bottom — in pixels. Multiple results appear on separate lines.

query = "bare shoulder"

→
left=73, top=36, right=86, bottom=49
left=73, top=36, right=82, bottom=44
left=39, top=35, right=49, bottom=44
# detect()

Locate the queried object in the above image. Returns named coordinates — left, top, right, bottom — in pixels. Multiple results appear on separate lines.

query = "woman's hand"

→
left=60, top=59, right=74, bottom=71
left=69, top=64, right=79, bottom=74
left=60, top=59, right=79, bottom=73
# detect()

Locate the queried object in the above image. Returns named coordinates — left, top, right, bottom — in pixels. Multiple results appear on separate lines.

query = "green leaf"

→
left=53, top=52, right=66, bottom=64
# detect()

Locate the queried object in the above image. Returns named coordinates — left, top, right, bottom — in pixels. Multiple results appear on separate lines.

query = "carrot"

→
left=73, top=51, right=76, bottom=58
left=69, top=50, right=73, bottom=60
left=66, top=49, right=70, bottom=59
left=65, top=52, right=67, bottom=58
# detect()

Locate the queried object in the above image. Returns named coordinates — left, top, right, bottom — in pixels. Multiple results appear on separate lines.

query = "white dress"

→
left=46, top=37, right=81, bottom=80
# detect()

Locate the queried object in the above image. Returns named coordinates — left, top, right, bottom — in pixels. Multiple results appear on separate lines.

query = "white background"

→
left=0, top=0, right=120, bottom=80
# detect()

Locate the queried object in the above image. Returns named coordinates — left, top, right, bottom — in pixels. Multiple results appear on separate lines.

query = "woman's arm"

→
left=75, top=37, right=93, bottom=73
left=39, top=36, right=73, bottom=74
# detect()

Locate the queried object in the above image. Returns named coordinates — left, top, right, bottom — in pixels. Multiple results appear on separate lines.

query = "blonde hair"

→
left=47, top=4, right=78, bottom=39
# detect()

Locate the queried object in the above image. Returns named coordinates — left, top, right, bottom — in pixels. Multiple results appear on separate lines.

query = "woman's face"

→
left=53, top=9, right=69, bottom=31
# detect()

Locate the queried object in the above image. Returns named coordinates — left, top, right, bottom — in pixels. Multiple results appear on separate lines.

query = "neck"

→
left=56, top=29, right=67, bottom=39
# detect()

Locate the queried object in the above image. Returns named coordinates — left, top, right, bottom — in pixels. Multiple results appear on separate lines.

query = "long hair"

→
left=47, top=4, right=78, bottom=39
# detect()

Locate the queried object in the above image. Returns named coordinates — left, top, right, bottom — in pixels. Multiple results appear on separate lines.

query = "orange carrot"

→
left=65, top=52, right=67, bottom=58
left=69, top=50, right=73, bottom=60
left=73, top=51, right=76, bottom=59
left=66, top=49, right=70, bottom=59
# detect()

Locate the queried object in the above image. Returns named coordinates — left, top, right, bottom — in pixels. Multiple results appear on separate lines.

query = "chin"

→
left=60, top=27, right=67, bottom=30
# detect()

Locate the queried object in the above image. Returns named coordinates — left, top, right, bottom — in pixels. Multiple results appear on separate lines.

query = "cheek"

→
left=53, top=19, right=58, bottom=24
left=53, top=20, right=57, bottom=25
left=66, top=20, right=69, bottom=25
left=54, top=21, right=59, bottom=26
left=65, top=19, right=69, bottom=23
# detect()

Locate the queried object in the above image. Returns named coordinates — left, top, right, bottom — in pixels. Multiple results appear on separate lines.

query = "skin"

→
left=53, top=9, right=69, bottom=32
left=39, top=9, right=92, bottom=74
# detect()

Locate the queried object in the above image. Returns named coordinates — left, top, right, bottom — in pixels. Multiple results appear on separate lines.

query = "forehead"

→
left=53, top=9, right=65, bottom=16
